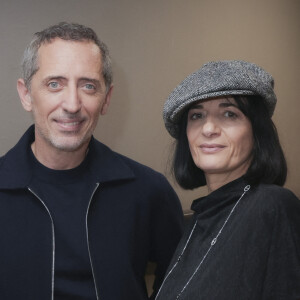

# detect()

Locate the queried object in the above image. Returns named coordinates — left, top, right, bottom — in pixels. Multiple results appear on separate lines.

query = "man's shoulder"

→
left=116, top=151, right=163, bottom=177
left=92, top=138, right=171, bottom=186
left=0, top=155, right=6, bottom=171
left=110, top=149, right=169, bottom=187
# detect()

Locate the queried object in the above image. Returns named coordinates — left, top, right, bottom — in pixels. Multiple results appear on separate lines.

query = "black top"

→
left=156, top=177, right=300, bottom=300
left=30, top=150, right=97, bottom=299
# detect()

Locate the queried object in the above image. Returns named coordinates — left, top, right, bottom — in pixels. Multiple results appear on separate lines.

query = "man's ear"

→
left=100, top=85, right=113, bottom=115
left=17, top=79, right=32, bottom=112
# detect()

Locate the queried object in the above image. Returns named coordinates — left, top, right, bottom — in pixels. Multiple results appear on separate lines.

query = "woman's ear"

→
left=17, top=79, right=32, bottom=112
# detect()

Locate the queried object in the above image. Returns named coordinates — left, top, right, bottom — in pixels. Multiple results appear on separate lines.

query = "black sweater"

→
left=30, top=149, right=97, bottom=299
left=156, top=177, right=300, bottom=300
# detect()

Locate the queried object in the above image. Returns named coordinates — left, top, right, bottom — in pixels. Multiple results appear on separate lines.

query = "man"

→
left=0, top=22, right=183, bottom=300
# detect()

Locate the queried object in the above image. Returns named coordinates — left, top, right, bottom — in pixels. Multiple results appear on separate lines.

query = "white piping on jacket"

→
left=28, top=183, right=101, bottom=300
left=86, top=182, right=100, bottom=300
left=28, top=187, right=55, bottom=300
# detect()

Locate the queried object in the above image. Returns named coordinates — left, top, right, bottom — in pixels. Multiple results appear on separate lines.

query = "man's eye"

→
left=85, top=84, right=95, bottom=90
left=48, top=82, right=59, bottom=89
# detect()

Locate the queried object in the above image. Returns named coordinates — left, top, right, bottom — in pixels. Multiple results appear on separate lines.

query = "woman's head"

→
left=186, top=97, right=254, bottom=185
left=165, top=61, right=286, bottom=189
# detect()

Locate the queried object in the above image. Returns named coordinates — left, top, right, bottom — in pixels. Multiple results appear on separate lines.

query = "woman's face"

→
left=186, top=97, right=254, bottom=182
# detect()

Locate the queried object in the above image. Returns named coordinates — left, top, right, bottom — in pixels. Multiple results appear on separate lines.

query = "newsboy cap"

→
left=163, top=60, right=277, bottom=138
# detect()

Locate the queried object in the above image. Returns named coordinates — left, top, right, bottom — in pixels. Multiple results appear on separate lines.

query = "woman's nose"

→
left=202, top=117, right=220, bottom=137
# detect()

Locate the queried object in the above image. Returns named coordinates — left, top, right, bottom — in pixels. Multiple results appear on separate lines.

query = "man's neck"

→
left=31, top=141, right=89, bottom=170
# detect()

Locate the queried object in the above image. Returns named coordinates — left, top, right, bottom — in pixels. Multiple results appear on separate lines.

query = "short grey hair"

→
left=21, top=22, right=113, bottom=91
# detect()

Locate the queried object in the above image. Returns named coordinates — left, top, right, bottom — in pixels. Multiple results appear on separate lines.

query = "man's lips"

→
left=54, top=118, right=85, bottom=130
left=199, top=143, right=226, bottom=153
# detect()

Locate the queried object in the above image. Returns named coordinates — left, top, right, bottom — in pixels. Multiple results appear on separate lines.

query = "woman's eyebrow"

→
left=190, top=104, right=203, bottom=109
left=219, top=102, right=237, bottom=108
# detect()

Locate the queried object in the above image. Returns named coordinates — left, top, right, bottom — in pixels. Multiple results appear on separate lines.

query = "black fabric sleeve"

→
left=261, top=188, right=300, bottom=299
left=148, top=175, right=184, bottom=299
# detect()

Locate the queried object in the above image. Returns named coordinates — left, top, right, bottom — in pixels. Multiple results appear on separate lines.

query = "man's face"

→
left=19, top=38, right=112, bottom=153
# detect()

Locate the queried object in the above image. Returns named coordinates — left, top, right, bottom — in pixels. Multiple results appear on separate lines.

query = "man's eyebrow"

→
left=42, top=76, right=66, bottom=84
left=42, top=76, right=102, bottom=87
left=79, top=77, right=101, bottom=85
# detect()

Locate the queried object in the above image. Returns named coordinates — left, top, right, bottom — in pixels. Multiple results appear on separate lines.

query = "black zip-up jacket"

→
left=0, top=126, right=183, bottom=300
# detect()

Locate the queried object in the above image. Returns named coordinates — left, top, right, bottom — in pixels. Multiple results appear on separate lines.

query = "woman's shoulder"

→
left=249, top=183, right=300, bottom=220
left=252, top=183, right=298, bottom=201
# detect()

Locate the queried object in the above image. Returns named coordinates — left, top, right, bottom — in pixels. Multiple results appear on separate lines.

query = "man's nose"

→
left=62, top=86, right=82, bottom=113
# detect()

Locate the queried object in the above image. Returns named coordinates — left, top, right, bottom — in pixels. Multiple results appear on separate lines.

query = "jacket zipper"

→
left=86, top=182, right=100, bottom=300
left=28, top=187, right=55, bottom=300
left=28, top=183, right=100, bottom=300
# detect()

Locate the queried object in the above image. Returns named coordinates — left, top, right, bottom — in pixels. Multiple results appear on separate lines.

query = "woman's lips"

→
left=200, top=143, right=226, bottom=153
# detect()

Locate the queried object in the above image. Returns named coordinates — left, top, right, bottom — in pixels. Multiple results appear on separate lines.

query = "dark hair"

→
left=172, top=96, right=287, bottom=189
left=21, top=22, right=112, bottom=91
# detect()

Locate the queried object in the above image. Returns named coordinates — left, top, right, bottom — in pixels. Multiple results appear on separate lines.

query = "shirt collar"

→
left=0, top=125, right=135, bottom=189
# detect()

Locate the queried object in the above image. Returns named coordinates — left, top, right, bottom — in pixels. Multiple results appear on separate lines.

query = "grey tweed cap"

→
left=163, top=60, right=277, bottom=138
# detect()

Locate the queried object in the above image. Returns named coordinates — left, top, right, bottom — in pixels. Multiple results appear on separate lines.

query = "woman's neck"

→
left=205, top=171, right=246, bottom=193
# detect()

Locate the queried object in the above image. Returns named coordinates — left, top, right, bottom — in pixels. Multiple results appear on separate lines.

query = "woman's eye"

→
left=224, top=111, right=237, bottom=118
left=190, top=112, right=204, bottom=120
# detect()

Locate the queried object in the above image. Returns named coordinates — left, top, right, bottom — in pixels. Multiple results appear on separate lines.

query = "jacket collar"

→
left=0, top=125, right=135, bottom=189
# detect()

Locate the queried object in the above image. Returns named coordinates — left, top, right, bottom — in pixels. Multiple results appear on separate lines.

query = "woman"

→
left=155, top=61, right=300, bottom=299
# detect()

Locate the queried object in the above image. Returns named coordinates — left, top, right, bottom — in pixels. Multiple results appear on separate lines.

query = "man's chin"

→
left=50, top=136, right=90, bottom=152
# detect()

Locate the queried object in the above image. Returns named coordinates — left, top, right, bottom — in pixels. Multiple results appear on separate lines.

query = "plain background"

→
left=0, top=0, right=299, bottom=211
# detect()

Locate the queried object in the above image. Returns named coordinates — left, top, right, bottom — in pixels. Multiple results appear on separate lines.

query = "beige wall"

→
left=0, top=0, right=299, bottom=210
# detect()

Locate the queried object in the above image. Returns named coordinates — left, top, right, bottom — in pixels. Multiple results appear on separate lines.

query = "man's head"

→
left=17, top=23, right=113, bottom=165
left=21, top=22, right=112, bottom=92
